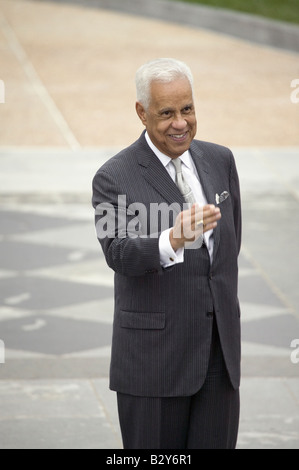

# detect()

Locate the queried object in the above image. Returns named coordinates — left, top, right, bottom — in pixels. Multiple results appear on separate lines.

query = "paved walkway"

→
left=0, top=0, right=298, bottom=449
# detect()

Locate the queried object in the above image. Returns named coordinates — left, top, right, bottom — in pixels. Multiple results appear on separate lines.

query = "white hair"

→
left=135, top=58, right=194, bottom=110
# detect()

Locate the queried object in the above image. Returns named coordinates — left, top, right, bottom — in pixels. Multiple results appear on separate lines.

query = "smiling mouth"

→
left=169, top=132, right=188, bottom=141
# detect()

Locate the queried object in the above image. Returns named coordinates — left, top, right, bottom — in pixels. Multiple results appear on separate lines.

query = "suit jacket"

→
left=92, top=131, right=242, bottom=397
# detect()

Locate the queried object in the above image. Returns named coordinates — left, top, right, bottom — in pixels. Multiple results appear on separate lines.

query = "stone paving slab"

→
left=0, top=379, right=122, bottom=449
left=0, top=377, right=298, bottom=449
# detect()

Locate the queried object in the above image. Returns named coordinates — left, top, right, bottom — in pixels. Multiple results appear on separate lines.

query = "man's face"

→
left=136, top=78, right=197, bottom=159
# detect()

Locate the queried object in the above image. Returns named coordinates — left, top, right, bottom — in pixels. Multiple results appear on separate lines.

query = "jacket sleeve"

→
left=92, top=168, right=163, bottom=277
left=229, top=150, right=242, bottom=256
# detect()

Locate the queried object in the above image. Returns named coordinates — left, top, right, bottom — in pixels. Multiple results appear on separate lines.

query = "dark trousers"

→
left=117, top=320, right=240, bottom=449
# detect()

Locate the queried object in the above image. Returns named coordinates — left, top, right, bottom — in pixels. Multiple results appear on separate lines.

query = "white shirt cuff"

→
left=159, top=228, right=184, bottom=268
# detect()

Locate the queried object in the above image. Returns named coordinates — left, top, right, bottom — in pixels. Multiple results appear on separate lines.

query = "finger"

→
left=197, top=206, right=221, bottom=232
left=189, top=202, right=201, bottom=215
left=193, top=205, right=204, bottom=229
left=192, top=204, right=220, bottom=231
left=203, top=213, right=221, bottom=232
left=202, top=204, right=217, bottom=217
left=203, top=205, right=221, bottom=220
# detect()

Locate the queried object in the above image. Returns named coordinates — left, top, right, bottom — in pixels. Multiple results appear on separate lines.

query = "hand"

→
left=169, top=204, right=221, bottom=251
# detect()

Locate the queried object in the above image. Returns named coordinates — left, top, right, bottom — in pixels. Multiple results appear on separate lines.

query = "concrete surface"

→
left=0, top=0, right=299, bottom=148
left=65, top=0, right=299, bottom=53
left=0, top=0, right=298, bottom=450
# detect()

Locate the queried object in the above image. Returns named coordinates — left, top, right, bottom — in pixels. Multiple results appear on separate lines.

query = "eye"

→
left=183, top=106, right=192, bottom=114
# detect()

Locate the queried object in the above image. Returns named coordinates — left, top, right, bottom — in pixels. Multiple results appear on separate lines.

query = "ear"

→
left=136, top=102, right=147, bottom=126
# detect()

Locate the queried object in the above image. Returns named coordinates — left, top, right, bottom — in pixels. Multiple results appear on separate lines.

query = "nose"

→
left=172, top=113, right=187, bottom=130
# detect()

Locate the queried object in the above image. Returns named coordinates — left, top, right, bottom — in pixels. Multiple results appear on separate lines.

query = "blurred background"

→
left=0, top=0, right=298, bottom=449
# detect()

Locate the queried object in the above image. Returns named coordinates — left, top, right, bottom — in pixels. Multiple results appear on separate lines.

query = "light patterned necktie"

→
left=171, top=158, right=196, bottom=207
left=171, top=157, right=204, bottom=248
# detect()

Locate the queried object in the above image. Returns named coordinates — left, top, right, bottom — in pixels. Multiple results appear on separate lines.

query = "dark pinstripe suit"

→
left=92, top=131, right=242, bottom=448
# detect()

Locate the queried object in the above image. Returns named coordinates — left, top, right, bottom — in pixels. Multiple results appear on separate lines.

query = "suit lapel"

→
left=190, top=141, right=220, bottom=262
left=137, top=133, right=185, bottom=208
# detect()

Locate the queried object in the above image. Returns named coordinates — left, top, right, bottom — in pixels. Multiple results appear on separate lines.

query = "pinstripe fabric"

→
left=117, top=321, right=240, bottom=449
left=92, top=130, right=242, bottom=397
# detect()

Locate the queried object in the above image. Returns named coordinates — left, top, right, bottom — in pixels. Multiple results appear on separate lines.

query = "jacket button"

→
left=207, top=311, right=214, bottom=318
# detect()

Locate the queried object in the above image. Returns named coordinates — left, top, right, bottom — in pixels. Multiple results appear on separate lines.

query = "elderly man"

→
left=92, top=58, right=242, bottom=449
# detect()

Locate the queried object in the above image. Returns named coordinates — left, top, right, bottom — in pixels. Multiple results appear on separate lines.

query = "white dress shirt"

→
left=145, top=132, right=214, bottom=267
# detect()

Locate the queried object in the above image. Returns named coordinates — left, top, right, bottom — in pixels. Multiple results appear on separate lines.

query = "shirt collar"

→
left=145, top=131, right=192, bottom=169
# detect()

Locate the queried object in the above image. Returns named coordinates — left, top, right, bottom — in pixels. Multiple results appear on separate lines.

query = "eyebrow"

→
left=159, top=103, right=194, bottom=114
left=159, top=107, right=173, bottom=114
left=182, top=103, right=194, bottom=109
